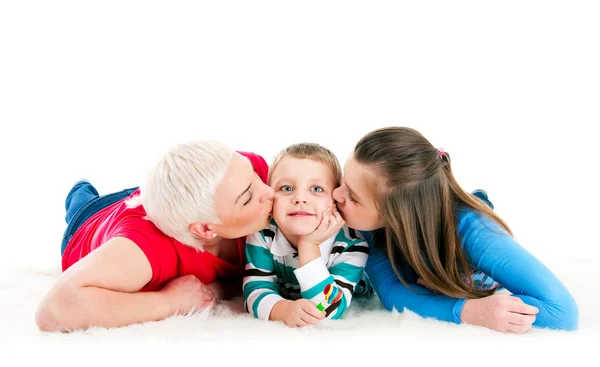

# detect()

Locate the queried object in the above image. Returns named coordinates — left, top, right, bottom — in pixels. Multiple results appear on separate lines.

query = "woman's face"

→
left=332, top=156, right=384, bottom=231
left=212, top=152, right=274, bottom=239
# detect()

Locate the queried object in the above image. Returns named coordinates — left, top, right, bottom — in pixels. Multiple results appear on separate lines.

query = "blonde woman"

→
left=36, top=141, right=273, bottom=332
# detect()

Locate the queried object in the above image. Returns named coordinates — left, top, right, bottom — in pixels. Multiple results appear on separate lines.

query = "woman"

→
left=35, top=141, right=274, bottom=332
left=332, top=126, right=578, bottom=333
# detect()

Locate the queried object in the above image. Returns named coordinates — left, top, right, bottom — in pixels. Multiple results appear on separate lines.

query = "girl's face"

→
left=332, top=156, right=384, bottom=232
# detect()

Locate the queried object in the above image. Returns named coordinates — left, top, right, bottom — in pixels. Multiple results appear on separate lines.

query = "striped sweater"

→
left=243, top=221, right=372, bottom=321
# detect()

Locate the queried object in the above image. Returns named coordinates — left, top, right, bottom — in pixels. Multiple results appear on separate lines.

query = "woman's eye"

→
left=243, top=192, right=253, bottom=206
left=311, top=186, right=324, bottom=193
left=348, top=194, right=357, bottom=203
left=280, top=185, right=293, bottom=192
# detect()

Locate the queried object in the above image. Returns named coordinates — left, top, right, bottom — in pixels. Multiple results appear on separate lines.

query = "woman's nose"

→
left=260, top=184, right=274, bottom=202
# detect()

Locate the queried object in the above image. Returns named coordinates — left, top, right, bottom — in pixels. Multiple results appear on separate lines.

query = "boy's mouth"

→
left=288, top=211, right=314, bottom=217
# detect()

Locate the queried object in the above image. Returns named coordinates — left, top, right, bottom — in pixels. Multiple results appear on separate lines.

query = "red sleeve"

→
left=114, top=221, right=179, bottom=291
left=236, top=151, right=269, bottom=184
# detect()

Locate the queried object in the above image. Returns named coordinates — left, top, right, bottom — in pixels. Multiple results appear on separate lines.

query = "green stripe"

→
left=243, top=280, right=279, bottom=300
left=252, top=290, right=278, bottom=318
left=301, top=275, right=335, bottom=300
left=245, top=244, right=275, bottom=271
left=329, top=262, right=363, bottom=284
left=273, top=260, right=299, bottom=285
left=335, top=229, right=363, bottom=246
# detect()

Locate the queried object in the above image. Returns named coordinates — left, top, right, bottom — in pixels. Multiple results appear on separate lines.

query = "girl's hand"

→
left=461, top=294, right=539, bottom=334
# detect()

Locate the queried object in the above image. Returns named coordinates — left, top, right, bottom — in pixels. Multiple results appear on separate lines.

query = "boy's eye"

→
left=311, top=186, right=324, bottom=193
left=280, top=185, right=293, bottom=192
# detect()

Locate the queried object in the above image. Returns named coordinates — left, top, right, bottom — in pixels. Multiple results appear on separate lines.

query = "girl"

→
left=332, top=126, right=578, bottom=333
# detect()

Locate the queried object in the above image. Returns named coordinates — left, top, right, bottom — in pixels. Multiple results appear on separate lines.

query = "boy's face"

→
left=270, top=157, right=337, bottom=237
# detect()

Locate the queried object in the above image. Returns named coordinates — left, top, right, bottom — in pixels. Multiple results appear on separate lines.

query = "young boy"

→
left=243, top=143, right=372, bottom=328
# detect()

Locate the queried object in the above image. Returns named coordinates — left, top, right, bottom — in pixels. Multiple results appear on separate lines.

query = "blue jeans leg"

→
left=65, top=180, right=99, bottom=223
left=61, top=181, right=139, bottom=256
left=472, top=189, right=494, bottom=210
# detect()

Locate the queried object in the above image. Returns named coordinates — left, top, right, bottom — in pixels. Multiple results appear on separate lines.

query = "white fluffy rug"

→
left=1, top=256, right=598, bottom=365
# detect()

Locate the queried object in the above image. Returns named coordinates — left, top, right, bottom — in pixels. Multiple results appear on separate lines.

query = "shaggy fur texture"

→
left=1, top=257, right=597, bottom=365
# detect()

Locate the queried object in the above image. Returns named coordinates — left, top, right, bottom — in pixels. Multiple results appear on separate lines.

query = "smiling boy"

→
left=243, top=143, right=372, bottom=328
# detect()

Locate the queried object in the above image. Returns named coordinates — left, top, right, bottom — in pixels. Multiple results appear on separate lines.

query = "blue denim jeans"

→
left=472, top=189, right=494, bottom=210
left=61, top=181, right=138, bottom=256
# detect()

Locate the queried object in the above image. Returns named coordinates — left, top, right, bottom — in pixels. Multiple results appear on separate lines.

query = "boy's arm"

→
left=243, top=231, right=285, bottom=320
left=35, top=237, right=213, bottom=332
left=295, top=229, right=370, bottom=320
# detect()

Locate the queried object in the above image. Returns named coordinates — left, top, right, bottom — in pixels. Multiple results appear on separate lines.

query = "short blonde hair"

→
left=127, top=140, right=233, bottom=249
left=270, top=143, right=342, bottom=186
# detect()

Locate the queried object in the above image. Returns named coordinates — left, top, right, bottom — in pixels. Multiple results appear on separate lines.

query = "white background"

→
left=1, top=1, right=599, bottom=363
left=1, top=2, right=598, bottom=274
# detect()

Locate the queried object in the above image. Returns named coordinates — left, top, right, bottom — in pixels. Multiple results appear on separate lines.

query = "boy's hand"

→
left=299, top=206, right=345, bottom=247
left=270, top=299, right=326, bottom=327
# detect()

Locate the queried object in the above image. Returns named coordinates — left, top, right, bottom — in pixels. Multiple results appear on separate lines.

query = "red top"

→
left=62, top=151, right=269, bottom=291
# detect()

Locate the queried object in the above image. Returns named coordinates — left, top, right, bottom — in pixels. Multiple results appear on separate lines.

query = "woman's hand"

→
left=161, top=275, right=217, bottom=314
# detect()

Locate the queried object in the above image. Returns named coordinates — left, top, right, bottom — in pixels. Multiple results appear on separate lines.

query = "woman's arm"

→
left=35, top=237, right=213, bottom=332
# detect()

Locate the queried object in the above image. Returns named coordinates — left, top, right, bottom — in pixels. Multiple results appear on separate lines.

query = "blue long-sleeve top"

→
left=364, top=207, right=579, bottom=330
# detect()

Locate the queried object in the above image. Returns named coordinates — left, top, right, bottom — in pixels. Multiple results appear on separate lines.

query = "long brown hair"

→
left=355, top=127, right=512, bottom=299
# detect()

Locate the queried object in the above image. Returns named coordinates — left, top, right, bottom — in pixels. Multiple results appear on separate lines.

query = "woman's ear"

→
left=188, top=223, right=217, bottom=240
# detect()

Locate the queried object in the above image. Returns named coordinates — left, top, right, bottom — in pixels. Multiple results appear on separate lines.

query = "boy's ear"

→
left=189, top=223, right=217, bottom=240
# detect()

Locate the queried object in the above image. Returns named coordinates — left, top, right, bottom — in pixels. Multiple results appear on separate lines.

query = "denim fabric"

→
left=61, top=181, right=138, bottom=256
left=472, top=189, right=494, bottom=210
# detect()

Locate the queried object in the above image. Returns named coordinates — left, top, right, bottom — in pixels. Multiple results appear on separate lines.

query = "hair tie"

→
left=438, top=148, right=445, bottom=158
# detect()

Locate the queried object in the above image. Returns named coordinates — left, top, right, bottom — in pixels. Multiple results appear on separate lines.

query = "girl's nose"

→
left=332, top=186, right=344, bottom=204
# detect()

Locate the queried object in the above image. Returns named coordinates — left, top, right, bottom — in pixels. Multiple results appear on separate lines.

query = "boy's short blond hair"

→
left=269, top=143, right=342, bottom=186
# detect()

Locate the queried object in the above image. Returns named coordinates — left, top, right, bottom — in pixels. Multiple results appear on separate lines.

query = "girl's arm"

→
left=366, top=247, right=466, bottom=323
left=366, top=211, right=578, bottom=331
left=459, top=210, right=578, bottom=330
